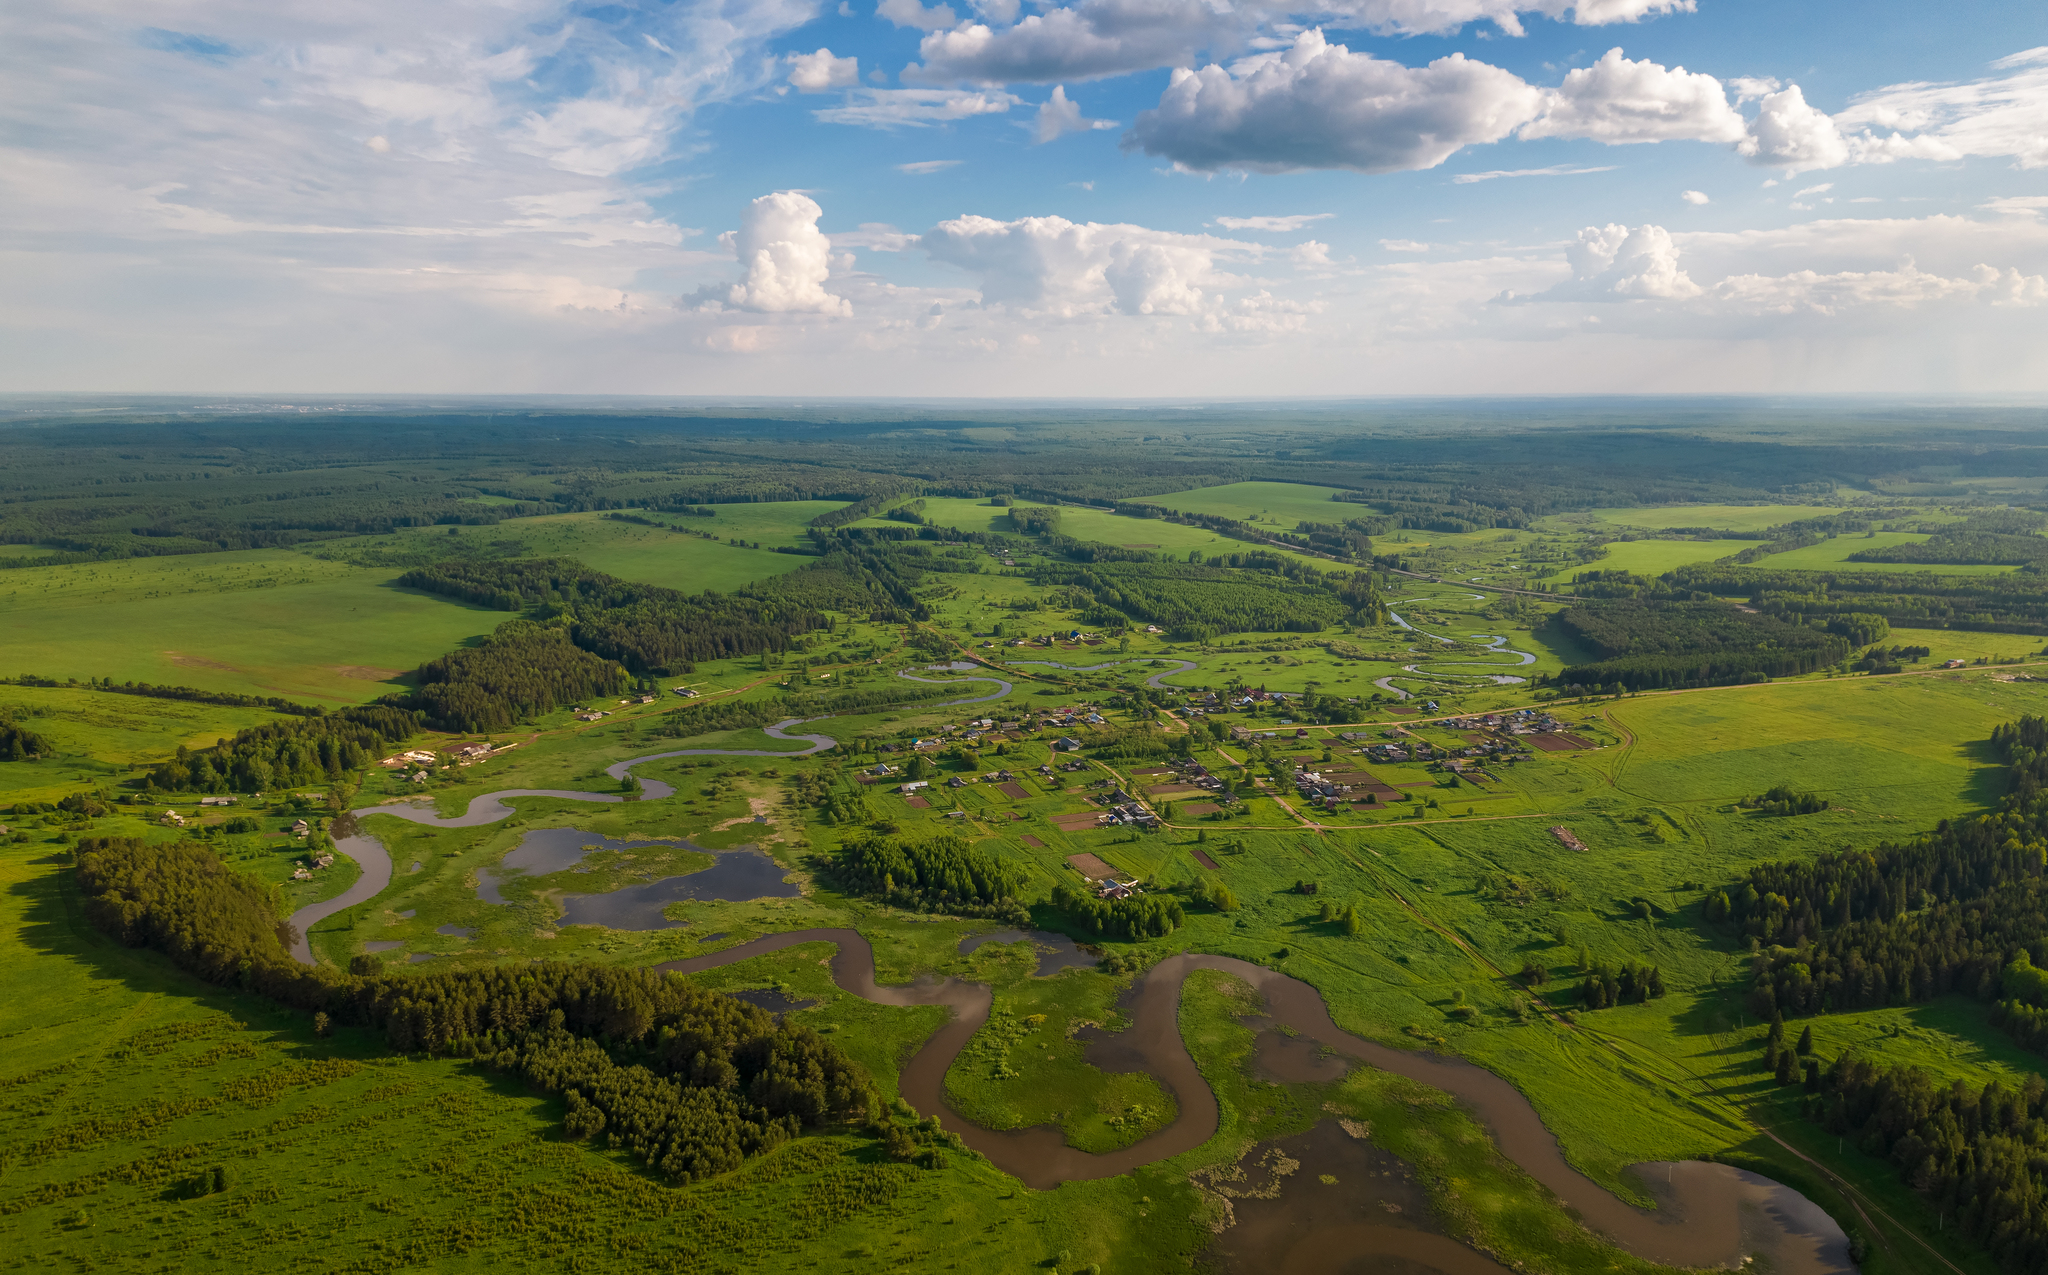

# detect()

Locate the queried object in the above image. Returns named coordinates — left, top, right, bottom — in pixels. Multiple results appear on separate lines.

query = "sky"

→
left=3, top=0, right=2046, bottom=397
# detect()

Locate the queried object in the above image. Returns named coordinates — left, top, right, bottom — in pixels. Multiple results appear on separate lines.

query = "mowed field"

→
left=1747, top=531, right=2020, bottom=575
left=367, top=509, right=821, bottom=593
left=1137, top=480, right=1355, bottom=527
left=0, top=550, right=503, bottom=703
left=0, top=507, right=835, bottom=703
left=1586, top=504, right=1845, bottom=531
left=867, top=497, right=1334, bottom=568
left=1539, top=538, right=1752, bottom=583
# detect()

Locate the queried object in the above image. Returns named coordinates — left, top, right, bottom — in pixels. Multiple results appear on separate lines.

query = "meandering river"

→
left=281, top=659, right=1852, bottom=1273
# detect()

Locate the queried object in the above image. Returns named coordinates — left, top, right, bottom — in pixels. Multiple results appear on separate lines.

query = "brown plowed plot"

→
left=1323, top=770, right=1402, bottom=800
left=1021, top=835, right=1046, bottom=848
left=1180, top=802, right=1220, bottom=816
left=998, top=782, right=1030, bottom=799
left=1146, top=783, right=1202, bottom=796
left=1131, top=766, right=1178, bottom=777
left=1461, top=733, right=1491, bottom=745
left=905, top=796, right=931, bottom=808
left=1191, top=849, right=1221, bottom=870
left=1067, top=853, right=1116, bottom=878
left=1395, top=782, right=1436, bottom=789
left=1052, top=812, right=1108, bottom=831
left=1530, top=733, right=1594, bottom=751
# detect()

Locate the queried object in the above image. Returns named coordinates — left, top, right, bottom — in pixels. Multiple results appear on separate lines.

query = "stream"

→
left=280, top=654, right=1852, bottom=1272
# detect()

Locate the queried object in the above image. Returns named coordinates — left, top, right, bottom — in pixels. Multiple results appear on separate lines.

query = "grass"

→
left=1137, top=480, right=1357, bottom=528
left=873, top=496, right=1335, bottom=570
left=943, top=953, right=1178, bottom=1153
left=0, top=550, right=503, bottom=703
left=0, top=687, right=286, bottom=805
left=1538, top=538, right=1753, bottom=583
left=1748, top=532, right=2020, bottom=574
left=1586, top=504, right=1847, bottom=531
left=12, top=528, right=2047, bottom=1274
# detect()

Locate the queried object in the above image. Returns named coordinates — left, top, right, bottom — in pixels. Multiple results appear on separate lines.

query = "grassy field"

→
left=1587, top=505, right=1847, bottom=531
left=878, top=497, right=1336, bottom=569
left=1137, top=480, right=1356, bottom=528
left=1747, top=531, right=2020, bottom=575
left=0, top=685, right=286, bottom=805
left=1538, top=538, right=1752, bottom=583
left=0, top=551, right=504, bottom=703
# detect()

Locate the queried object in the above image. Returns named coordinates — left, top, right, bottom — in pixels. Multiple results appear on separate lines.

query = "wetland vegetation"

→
left=7, top=398, right=2048, bottom=1275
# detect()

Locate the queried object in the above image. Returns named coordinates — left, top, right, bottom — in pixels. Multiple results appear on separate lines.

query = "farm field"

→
left=0, top=685, right=286, bottom=805
left=1538, top=538, right=1752, bottom=583
left=1745, top=531, right=2021, bottom=574
left=1137, top=480, right=1356, bottom=528
left=0, top=550, right=503, bottom=702
left=877, top=496, right=1336, bottom=569
left=1586, top=504, right=1846, bottom=531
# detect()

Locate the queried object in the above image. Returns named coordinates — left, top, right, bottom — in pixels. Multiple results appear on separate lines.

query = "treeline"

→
left=809, top=485, right=923, bottom=530
left=1810, top=1052, right=2048, bottom=1274
left=1674, top=564, right=2048, bottom=636
left=400, top=557, right=884, bottom=675
left=1847, top=511, right=2048, bottom=567
left=1551, top=601, right=1854, bottom=691
left=833, top=830, right=1028, bottom=922
left=3, top=674, right=326, bottom=716
left=1031, top=561, right=1348, bottom=635
left=1740, top=785, right=1831, bottom=816
left=1050, top=883, right=1185, bottom=941
left=1333, top=490, right=1529, bottom=532
left=1707, top=715, right=2048, bottom=1024
left=75, top=837, right=876, bottom=1182
left=409, top=621, right=629, bottom=733
left=145, top=705, right=418, bottom=793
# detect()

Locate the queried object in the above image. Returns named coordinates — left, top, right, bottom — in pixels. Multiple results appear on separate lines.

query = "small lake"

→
left=476, top=826, right=801, bottom=929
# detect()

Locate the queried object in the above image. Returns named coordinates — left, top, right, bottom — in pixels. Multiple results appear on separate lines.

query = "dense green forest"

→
left=408, top=620, right=631, bottom=733
left=1031, top=560, right=1353, bottom=637
left=832, top=831, right=1029, bottom=923
left=1550, top=602, right=1857, bottom=691
left=1709, top=715, right=2048, bottom=1030
left=144, top=705, right=419, bottom=792
left=1811, top=1054, right=2047, bottom=1274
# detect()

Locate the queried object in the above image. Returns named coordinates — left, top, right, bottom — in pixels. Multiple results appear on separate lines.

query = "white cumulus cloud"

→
left=1034, top=86, right=1116, bottom=143
left=1681, top=189, right=1709, bottom=204
left=906, top=0, right=1246, bottom=86
left=719, top=192, right=851, bottom=316
left=1124, top=29, right=1543, bottom=174
left=920, top=214, right=1263, bottom=317
left=1739, top=85, right=1849, bottom=173
left=1507, top=222, right=1700, bottom=301
left=1520, top=48, right=1745, bottom=143
left=788, top=48, right=859, bottom=93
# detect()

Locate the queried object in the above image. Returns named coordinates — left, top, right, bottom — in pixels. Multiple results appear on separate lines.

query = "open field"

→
left=1137, top=480, right=1356, bottom=527
left=0, top=686, right=286, bottom=804
left=1538, top=538, right=1752, bottom=583
left=0, top=550, right=503, bottom=702
left=1586, top=504, right=1847, bottom=531
left=873, top=496, right=1336, bottom=569
left=1746, top=531, right=2021, bottom=574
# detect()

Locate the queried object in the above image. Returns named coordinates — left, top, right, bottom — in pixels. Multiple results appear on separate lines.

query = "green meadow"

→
left=1137, top=480, right=1356, bottom=527
left=872, top=496, right=1335, bottom=569
left=1539, top=538, right=1752, bottom=583
left=0, top=551, right=503, bottom=703
left=1586, top=504, right=1847, bottom=531
left=1747, top=531, right=2020, bottom=574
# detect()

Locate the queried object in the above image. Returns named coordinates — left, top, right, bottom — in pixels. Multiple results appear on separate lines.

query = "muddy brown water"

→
left=1211, top=1121, right=1510, bottom=1275
left=664, top=931, right=1852, bottom=1274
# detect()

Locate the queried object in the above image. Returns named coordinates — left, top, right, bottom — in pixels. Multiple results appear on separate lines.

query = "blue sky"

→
left=2, top=0, right=2044, bottom=395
